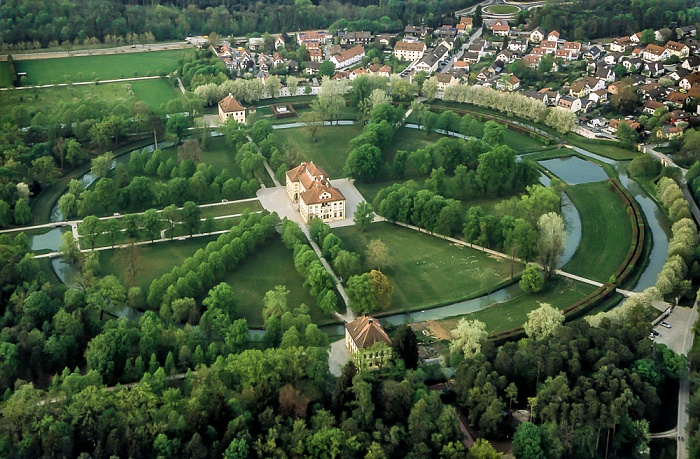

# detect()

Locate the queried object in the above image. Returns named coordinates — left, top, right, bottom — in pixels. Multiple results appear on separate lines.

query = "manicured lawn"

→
left=562, top=182, right=633, bottom=283
left=484, top=4, right=519, bottom=14
left=438, top=277, right=597, bottom=333
left=385, top=127, right=448, bottom=161
left=200, top=201, right=263, bottom=218
left=274, top=125, right=364, bottom=178
left=161, top=136, right=243, bottom=177
left=566, top=133, right=640, bottom=160
left=15, top=49, right=192, bottom=85
left=222, top=237, right=325, bottom=328
left=333, top=222, right=521, bottom=314
left=130, top=78, right=181, bottom=109
left=100, top=235, right=217, bottom=290
left=0, top=62, right=12, bottom=88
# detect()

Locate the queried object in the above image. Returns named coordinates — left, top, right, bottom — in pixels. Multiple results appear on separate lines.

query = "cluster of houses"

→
left=209, top=15, right=700, bottom=144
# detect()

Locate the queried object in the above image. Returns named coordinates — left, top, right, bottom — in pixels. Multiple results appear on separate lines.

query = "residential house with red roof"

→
left=286, top=162, right=346, bottom=223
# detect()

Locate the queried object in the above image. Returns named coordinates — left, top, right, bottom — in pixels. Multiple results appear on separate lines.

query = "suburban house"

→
left=642, top=44, right=671, bottom=62
left=345, top=315, right=393, bottom=370
left=330, top=45, right=366, bottom=69
left=643, top=99, right=668, bottom=115
left=530, top=27, right=545, bottom=42
left=491, top=20, right=510, bottom=37
left=218, top=94, right=246, bottom=124
left=610, top=37, right=632, bottom=52
left=286, top=162, right=346, bottom=223
left=394, top=41, right=426, bottom=61
left=540, top=40, right=558, bottom=54
left=682, top=56, right=700, bottom=71
left=436, top=72, right=459, bottom=91
left=496, top=74, right=520, bottom=91
left=508, top=38, right=529, bottom=53
left=338, top=30, right=373, bottom=45
left=414, top=44, right=449, bottom=73
left=665, top=41, right=690, bottom=58
left=456, top=17, right=473, bottom=34
left=547, top=30, right=561, bottom=42
left=557, top=96, right=582, bottom=112
left=274, top=35, right=286, bottom=50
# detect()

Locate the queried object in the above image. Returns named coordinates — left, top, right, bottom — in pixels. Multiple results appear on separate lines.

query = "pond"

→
left=539, top=156, right=609, bottom=184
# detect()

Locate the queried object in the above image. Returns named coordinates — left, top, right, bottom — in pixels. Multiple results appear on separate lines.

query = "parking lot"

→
left=653, top=306, right=693, bottom=354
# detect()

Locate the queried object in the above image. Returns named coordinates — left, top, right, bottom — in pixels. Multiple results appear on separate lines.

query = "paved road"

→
left=676, top=302, right=698, bottom=459
left=441, top=27, right=483, bottom=74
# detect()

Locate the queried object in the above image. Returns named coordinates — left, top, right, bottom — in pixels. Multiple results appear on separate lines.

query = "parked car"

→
left=660, top=321, right=672, bottom=329
left=651, top=329, right=660, bottom=336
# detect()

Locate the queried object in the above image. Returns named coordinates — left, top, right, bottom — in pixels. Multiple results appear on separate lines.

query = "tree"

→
left=513, top=422, right=544, bottom=459
left=450, top=319, right=487, bottom=359
left=641, top=28, right=655, bottom=44
left=103, top=218, right=122, bottom=247
left=392, top=324, right=419, bottom=369
left=300, top=110, right=324, bottom=142
left=177, top=138, right=202, bottom=163
left=537, top=212, right=566, bottom=278
left=422, top=76, right=438, bottom=102
left=203, top=282, right=239, bottom=318
left=142, top=209, right=162, bottom=241
left=365, top=239, right=390, bottom=272
left=519, top=264, right=544, bottom=293
left=468, top=439, right=504, bottom=459
left=252, top=119, right=273, bottom=144
left=353, top=201, right=375, bottom=231
left=181, top=201, right=201, bottom=236
left=287, top=75, right=300, bottom=96
left=78, top=215, right=101, bottom=249
left=31, top=156, right=60, bottom=187
left=524, top=303, right=564, bottom=341
left=13, top=198, right=31, bottom=225
left=423, top=111, right=438, bottom=137
left=90, top=151, right=114, bottom=179
left=319, top=61, right=336, bottom=77
left=473, top=5, right=483, bottom=27
left=224, top=438, right=249, bottom=459
left=0, top=200, right=10, bottom=228
left=333, top=250, right=362, bottom=280
left=369, top=269, right=393, bottom=310
left=347, top=273, right=378, bottom=314
left=616, top=122, right=639, bottom=148
left=345, top=143, right=382, bottom=182
left=265, top=75, right=281, bottom=98
left=59, top=231, right=82, bottom=266
left=115, top=239, right=142, bottom=287
left=483, top=121, right=505, bottom=145
left=166, top=114, right=189, bottom=143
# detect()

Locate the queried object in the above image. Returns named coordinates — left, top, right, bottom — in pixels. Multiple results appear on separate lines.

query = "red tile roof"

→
left=346, top=316, right=392, bottom=349
left=218, top=94, right=245, bottom=113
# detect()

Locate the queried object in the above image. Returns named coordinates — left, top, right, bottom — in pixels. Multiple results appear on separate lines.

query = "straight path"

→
left=676, top=301, right=698, bottom=459
left=0, top=75, right=164, bottom=91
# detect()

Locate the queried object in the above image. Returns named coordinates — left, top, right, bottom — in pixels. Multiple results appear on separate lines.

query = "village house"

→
left=557, top=96, right=582, bottom=112
left=456, top=17, right=473, bottom=34
left=404, top=25, right=433, bottom=38
left=436, top=72, right=459, bottom=91
left=540, top=40, right=558, bottom=54
left=394, top=41, right=426, bottom=61
left=414, top=43, right=450, bottom=73
left=630, top=32, right=642, bottom=43
left=274, top=35, right=286, bottom=50
left=610, top=37, right=632, bottom=53
left=642, top=44, right=671, bottom=62
left=218, top=94, right=246, bottom=124
left=547, top=30, right=561, bottom=42
left=296, top=30, right=329, bottom=47
left=491, top=19, right=510, bottom=37
left=655, top=28, right=673, bottom=43
left=665, top=41, right=690, bottom=59
left=496, top=74, right=520, bottom=92
left=643, top=61, right=665, bottom=78
left=680, top=72, right=700, bottom=90
left=286, top=162, right=346, bottom=223
left=643, top=99, right=668, bottom=115
left=508, top=38, right=529, bottom=53
left=530, top=27, right=545, bottom=43
left=682, top=56, right=700, bottom=71
left=330, top=45, right=366, bottom=69
left=338, top=30, right=373, bottom=46
left=345, top=315, right=393, bottom=370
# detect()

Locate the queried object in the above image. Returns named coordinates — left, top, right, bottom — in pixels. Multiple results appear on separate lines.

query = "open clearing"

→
left=223, top=237, right=326, bottom=328
left=273, top=125, right=363, bottom=178
left=14, top=48, right=192, bottom=85
left=333, top=222, right=520, bottom=314
left=130, top=78, right=181, bottom=108
left=438, top=277, right=598, bottom=333
left=562, top=182, right=633, bottom=283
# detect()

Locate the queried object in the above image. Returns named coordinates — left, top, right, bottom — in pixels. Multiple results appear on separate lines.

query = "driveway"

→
left=328, top=178, right=367, bottom=228
left=653, top=306, right=693, bottom=355
left=328, top=338, right=351, bottom=376
left=256, top=186, right=306, bottom=227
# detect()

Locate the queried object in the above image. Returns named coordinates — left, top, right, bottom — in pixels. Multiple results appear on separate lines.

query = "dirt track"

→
left=0, top=42, right=188, bottom=61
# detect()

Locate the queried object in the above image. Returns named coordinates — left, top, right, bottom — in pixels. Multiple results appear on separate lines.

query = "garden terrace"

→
left=270, top=103, right=297, bottom=119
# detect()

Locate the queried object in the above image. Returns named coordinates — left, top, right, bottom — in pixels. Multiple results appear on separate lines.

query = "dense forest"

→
left=528, top=0, right=700, bottom=41
left=0, top=0, right=473, bottom=50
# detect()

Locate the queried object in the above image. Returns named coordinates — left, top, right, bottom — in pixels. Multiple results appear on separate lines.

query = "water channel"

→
left=41, top=126, right=669, bottom=332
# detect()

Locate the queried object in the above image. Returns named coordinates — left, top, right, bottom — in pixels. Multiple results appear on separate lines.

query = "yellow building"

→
left=218, top=93, right=246, bottom=124
left=286, top=162, right=346, bottom=223
left=345, top=315, right=393, bottom=370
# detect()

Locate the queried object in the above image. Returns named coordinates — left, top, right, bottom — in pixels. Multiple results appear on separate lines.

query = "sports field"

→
left=14, top=49, right=192, bottom=85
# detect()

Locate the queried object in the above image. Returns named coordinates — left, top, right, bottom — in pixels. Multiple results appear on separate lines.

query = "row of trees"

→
left=442, top=84, right=577, bottom=134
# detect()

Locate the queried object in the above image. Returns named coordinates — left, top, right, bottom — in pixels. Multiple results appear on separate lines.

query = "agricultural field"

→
left=333, top=222, right=521, bottom=314
left=14, top=48, right=193, bottom=85
left=437, top=277, right=598, bottom=333
left=273, top=124, right=364, bottom=178
left=562, top=182, right=634, bottom=282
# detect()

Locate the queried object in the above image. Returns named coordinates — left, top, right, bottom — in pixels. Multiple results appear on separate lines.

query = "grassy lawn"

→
left=130, top=78, right=181, bottom=109
left=386, top=127, right=447, bottom=161
left=562, top=182, right=633, bottom=283
left=0, top=62, right=12, bottom=88
left=566, top=133, right=640, bottom=160
left=15, top=49, right=193, bottom=85
left=222, top=236, right=325, bottom=328
left=160, top=136, right=243, bottom=177
left=333, top=222, right=521, bottom=314
left=484, top=4, right=519, bottom=14
left=274, top=125, right=363, bottom=178
left=100, top=235, right=217, bottom=290
left=200, top=201, right=262, bottom=218
left=438, top=277, right=597, bottom=333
